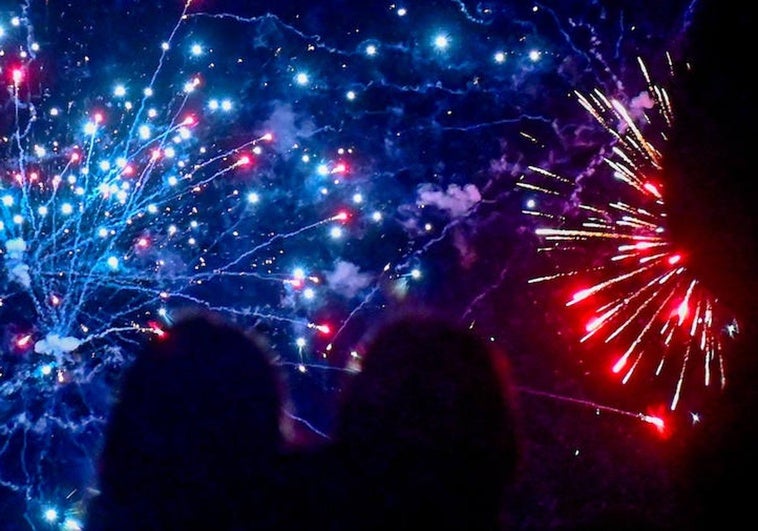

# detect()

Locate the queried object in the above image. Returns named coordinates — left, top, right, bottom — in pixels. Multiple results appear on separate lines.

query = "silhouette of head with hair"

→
left=88, top=311, right=285, bottom=530
left=335, top=309, right=520, bottom=530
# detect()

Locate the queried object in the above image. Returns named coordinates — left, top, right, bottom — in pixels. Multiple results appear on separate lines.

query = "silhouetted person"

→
left=322, top=310, right=521, bottom=530
left=86, top=311, right=286, bottom=530
left=664, top=1, right=758, bottom=529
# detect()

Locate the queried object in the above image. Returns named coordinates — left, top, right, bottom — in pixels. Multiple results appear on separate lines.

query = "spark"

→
left=518, top=57, right=736, bottom=413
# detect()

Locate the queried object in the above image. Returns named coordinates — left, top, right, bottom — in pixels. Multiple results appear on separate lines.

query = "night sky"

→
left=0, top=0, right=754, bottom=529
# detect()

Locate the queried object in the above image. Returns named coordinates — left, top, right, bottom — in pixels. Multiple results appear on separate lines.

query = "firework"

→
left=0, top=3, right=362, bottom=525
left=518, top=56, right=738, bottom=414
left=0, top=0, right=701, bottom=526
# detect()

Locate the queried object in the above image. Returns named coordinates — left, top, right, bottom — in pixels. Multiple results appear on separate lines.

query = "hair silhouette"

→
left=87, top=311, right=285, bottom=530
left=332, top=309, right=520, bottom=530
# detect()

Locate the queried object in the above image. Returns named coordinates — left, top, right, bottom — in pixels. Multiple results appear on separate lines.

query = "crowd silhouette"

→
left=85, top=308, right=521, bottom=530
left=83, top=294, right=756, bottom=530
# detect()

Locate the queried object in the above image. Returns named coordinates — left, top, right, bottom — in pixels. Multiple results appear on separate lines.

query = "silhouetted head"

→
left=92, top=311, right=284, bottom=529
left=336, top=309, right=520, bottom=529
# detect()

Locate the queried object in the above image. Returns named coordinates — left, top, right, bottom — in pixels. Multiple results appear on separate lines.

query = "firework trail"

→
left=518, top=56, right=738, bottom=414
